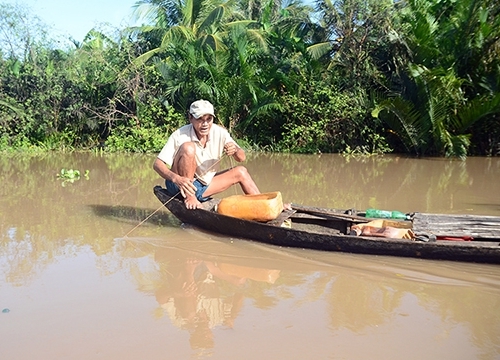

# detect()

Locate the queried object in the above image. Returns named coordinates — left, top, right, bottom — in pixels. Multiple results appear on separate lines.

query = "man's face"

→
left=190, top=114, right=214, bottom=138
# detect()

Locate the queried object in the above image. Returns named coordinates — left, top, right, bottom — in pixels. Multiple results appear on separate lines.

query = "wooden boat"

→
left=153, top=186, right=500, bottom=264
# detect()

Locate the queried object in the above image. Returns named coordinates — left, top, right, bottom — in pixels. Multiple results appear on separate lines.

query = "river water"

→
left=1, top=152, right=499, bottom=359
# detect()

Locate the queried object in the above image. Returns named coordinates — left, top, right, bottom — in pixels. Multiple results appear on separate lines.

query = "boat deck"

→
left=412, top=213, right=500, bottom=240
left=184, top=193, right=500, bottom=241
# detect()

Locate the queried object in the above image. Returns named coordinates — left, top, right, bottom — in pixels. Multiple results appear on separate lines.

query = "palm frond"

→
left=199, top=4, right=226, bottom=34
left=446, top=134, right=470, bottom=159
left=0, top=98, right=25, bottom=118
left=306, top=42, right=332, bottom=60
left=161, top=25, right=196, bottom=47
left=133, top=47, right=164, bottom=66
left=453, top=93, right=500, bottom=132
left=372, top=96, right=424, bottom=154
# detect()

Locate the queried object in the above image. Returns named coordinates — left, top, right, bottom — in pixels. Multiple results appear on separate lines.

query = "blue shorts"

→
left=165, top=179, right=212, bottom=202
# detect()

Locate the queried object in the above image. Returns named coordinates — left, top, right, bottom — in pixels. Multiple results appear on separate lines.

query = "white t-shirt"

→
left=157, top=123, right=238, bottom=185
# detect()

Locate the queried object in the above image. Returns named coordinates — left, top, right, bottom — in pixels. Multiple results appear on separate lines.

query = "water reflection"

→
left=154, top=246, right=269, bottom=350
left=112, top=232, right=500, bottom=358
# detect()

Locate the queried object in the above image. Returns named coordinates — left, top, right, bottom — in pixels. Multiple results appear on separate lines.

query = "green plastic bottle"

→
left=390, top=210, right=409, bottom=220
left=365, top=208, right=408, bottom=220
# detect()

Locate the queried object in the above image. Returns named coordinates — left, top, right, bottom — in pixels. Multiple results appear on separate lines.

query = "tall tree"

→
left=0, top=2, right=50, bottom=61
left=308, top=0, right=395, bottom=89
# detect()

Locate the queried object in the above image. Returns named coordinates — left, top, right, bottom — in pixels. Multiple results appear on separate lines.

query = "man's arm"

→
left=153, top=158, right=197, bottom=198
left=224, top=142, right=246, bottom=162
left=153, top=157, right=177, bottom=182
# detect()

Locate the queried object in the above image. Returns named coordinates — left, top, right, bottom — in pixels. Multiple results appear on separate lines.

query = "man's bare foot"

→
left=184, top=195, right=201, bottom=209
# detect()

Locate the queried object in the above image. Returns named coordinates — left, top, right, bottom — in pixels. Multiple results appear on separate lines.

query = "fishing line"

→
left=123, top=154, right=228, bottom=238
left=122, top=194, right=179, bottom=238
left=231, top=157, right=239, bottom=196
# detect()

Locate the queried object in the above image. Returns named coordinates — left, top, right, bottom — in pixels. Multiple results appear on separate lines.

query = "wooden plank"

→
left=412, top=213, right=500, bottom=239
left=291, top=204, right=368, bottom=223
left=267, top=209, right=296, bottom=226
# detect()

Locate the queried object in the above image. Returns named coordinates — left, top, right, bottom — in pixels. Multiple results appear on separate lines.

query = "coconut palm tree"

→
left=133, top=0, right=239, bottom=62
left=132, top=0, right=313, bottom=134
left=132, top=0, right=258, bottom=111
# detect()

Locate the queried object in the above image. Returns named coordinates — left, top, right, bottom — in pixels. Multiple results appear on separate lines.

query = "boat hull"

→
left=154, top=186, right=500, bottom=264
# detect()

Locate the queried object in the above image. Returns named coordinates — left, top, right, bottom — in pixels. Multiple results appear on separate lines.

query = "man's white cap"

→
left=189, top=100, right=215, bottom=119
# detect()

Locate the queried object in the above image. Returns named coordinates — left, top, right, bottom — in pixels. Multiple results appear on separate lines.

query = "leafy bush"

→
left=105, top=106, right=185, bottom=153
left=264, top=83, right=391, bottom=154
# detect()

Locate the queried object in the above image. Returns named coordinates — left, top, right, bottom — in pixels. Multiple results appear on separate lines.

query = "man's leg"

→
left=206, top=166, right=293, bottom=211
left=204, top=166, right=259, bottom=197
left=171, top=142, right=197, bottom=178
left=171, top=142, right=202, bottom=209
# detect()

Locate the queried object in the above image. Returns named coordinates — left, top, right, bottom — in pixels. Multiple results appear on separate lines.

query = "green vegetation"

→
left=0, top=0, right=499, bottom=157
left=56, top=168, right=89, bottom=186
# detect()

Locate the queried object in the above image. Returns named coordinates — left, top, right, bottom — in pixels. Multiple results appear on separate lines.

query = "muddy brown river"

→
left=1, top=152, right=499, bottom=359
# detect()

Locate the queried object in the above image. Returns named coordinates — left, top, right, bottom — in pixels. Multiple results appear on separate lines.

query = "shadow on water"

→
left=88, top=204, right=180, bottom=227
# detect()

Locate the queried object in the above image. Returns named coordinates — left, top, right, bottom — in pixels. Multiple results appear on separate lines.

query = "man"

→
left=153, top=99, right=260, bottom=209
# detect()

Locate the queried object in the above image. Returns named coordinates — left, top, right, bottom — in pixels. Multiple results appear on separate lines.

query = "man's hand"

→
left=174, top=174, right=197, bottom=199
left=224, top=142, right=238, bottom=157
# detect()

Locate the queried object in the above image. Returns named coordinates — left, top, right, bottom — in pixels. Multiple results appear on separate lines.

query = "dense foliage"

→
left=1, top=0, right=499, bottom=157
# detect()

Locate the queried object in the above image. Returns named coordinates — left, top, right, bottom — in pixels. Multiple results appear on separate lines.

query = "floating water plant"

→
left=57, top=168, right=89, bottom=186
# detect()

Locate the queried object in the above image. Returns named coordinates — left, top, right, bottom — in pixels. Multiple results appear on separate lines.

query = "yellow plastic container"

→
left=217, top=192, right=284, bottom=222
